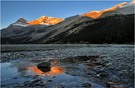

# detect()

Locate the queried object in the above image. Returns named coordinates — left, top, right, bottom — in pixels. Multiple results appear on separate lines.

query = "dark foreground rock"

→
left=37, top=61, right=51, bottom=72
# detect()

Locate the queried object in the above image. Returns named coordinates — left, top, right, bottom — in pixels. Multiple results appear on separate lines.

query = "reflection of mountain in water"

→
left=28, top=66, right=64, bottom=77
left=9, top=59, right=65, bottom=77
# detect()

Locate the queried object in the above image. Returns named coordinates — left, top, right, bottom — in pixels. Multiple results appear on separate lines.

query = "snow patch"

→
left=13, top=23, right=29, bottom=27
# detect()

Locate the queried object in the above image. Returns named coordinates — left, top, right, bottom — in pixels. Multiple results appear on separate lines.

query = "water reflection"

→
left=28, top=66, right=64, bottom=77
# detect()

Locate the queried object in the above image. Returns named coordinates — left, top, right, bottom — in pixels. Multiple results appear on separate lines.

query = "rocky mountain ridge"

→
left=1, top=1, right=134, bottom=44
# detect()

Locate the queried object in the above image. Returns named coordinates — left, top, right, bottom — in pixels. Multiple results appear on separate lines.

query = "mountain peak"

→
left=109, top=2, right=127, bottom=10
left=12, top=18, right=29, bottom=27
left=82, top=2, right=128, bottom=19
left=92, top=10, right=100, bottom=13
left=28, top=16, right=63, bottom=25
left=16, top=18, right=28, bottom=23
left=38, top=16, right=55, bottom=19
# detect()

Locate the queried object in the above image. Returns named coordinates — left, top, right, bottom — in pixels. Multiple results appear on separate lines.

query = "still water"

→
left=1, top=58, right=64, bottom=86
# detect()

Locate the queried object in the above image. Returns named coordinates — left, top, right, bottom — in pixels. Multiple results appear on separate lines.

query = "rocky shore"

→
left=1, top=44, right=134, bottom=88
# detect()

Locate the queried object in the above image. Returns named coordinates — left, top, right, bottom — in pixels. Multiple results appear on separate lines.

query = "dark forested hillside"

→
left=31, top=14, right=134, bottom=44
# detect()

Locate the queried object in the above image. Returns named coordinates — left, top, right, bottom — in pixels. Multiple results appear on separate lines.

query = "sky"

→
left=1, top=0, right=131, bottom=29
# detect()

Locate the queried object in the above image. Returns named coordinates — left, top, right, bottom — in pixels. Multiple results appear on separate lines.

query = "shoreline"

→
left=1, top=44, right=134, bottom=52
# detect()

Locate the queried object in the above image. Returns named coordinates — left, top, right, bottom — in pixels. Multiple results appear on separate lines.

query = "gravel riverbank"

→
left=1, top=44, right=134, bottom=88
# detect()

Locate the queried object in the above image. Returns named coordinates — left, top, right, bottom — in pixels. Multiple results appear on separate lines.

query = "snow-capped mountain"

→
left=11, top=16, right=63, bottom=27
left=115, top=1, right=135, bottom=15
left=1, top=14, right=134, bottom=44
left=28, top=16, right=63, bottom=25
left=82, top=1, right=134, bottom=19
left=4, top=1, right=134, bottom=28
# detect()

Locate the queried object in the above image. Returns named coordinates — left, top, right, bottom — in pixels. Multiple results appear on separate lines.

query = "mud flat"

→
left=1, top=44, right=134, bottom=88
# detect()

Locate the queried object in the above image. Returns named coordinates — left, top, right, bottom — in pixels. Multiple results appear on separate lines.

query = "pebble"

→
left=96, top=71, right=109, bottom=78
left=119, top=70, right=128, bottom=76
left=60, top=83, right=66, bottom=88
left=32, top=75, right=39, bottom=79
left=52, top=76, right=56, bottom=78
left=106, top=81, right=116, bottom=87
left=39, top=83, right=46, bottom=87
left=82, top=83, right=92, bottom=87
left=32, top=79, right=42, bottom=83
left=110, top=84, right=125, bottom=88
left=34, top=83, right=40, bottom=86
left=13, top=77, right=18, bottom=79
left=105, top=62, right=112, bottom=67
left=47, top=79, right=52, bottom=82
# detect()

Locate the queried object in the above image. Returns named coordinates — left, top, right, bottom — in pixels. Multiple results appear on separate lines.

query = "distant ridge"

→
left=82, top=2, right=134, bottom=18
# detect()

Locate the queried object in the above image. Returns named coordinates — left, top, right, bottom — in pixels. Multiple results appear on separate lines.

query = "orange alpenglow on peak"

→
left=28, top=16, right=64, bottom=25
left=82, top=2, right=127, bottom=19
left=130, top=0, right=135, bottom=4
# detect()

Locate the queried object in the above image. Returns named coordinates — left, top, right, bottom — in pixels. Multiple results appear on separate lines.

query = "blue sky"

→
left=1, top=1, right=131, bottom=29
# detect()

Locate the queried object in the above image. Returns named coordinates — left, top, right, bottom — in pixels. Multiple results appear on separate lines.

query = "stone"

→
left=39, top=83, right=46, bottom=87
left=96, top=71, right=109, bottom=78
left=47, top=79, right=52, bottom=82
left=105, top=63, right=112, bottom=66
left=34, top=83, right=40, bottom=86
left=119, top=70, right=128, bottom=76
left=38, top=61, right=51, bottom=67
left=32, top=75, right=39, bottom=79
left=37, top=60, right=51, bottom=72
left=110, top=84, right=125, bottom=88
left=60, top=83, right=66, bottom=88
left=82, top=83, right=91, bottom=87
left=13, top=77, right=18, bottom=79
left=106, top=81, right=116, bottom=87
left=32, top=79, right=42, bottom=84
left=52, top=76, right=56, bottom=78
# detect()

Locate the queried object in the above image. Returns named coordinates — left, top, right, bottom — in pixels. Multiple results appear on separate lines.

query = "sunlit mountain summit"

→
left=82, top=2, right=134, bottom=18
left=28, top=16, right=63, bottom=25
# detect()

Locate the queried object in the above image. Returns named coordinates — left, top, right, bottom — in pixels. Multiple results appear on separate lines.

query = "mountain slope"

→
left=1, top=15, right=93, bottom=44
left=1, top=1, right=134, bottom=44
left=82, top=2, right=127, bottom=18
left=12, top=18, right=29, bottom=27
left=1, top=18, right=29, bottom=38
left=115, top=3, right=134, bottom=15
left=31, top=16, right=93, bottom=43
left=100, top=2, right=134, bottom=18
left=38, top=14, right=134, bottom=44
left=1, top=14, right=133, bottom=44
